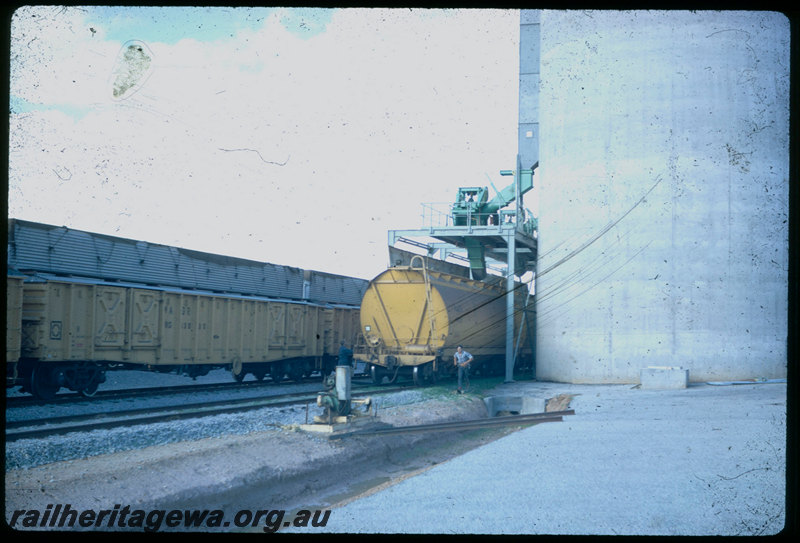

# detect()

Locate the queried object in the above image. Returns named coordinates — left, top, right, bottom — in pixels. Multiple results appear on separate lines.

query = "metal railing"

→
left=420, top=202, right=454, bottom=228
left=420, top=203, right=522, bottom=229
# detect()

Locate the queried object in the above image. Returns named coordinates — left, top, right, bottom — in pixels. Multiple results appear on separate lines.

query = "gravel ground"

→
left=4, top=380, right=492, bottom=532
left=5, top=387, right=430, bottom=470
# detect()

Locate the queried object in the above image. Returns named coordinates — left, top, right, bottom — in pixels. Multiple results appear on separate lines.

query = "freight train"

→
left=354, top=255, right=533, bottom=386
left=6, top=219, right=367, bottom=400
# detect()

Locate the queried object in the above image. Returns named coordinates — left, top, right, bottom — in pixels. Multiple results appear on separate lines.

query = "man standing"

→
left=453, top=345, right=473, bottom=394
left=338, top=341, right=353, bottom=367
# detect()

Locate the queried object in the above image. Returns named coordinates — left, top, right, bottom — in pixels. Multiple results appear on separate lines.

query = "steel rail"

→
left=6, top=375, right=376, bottom=408
left=5, top=386, right=407, bottom=442
left=329, top=409, right=575, bottom=439
left=5, top=379, right=276, bottom=407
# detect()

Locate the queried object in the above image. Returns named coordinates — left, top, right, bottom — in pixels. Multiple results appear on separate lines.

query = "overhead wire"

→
left=536, top=240, right=654, bottom=328
left=380, top=174, right=664, bottom=355
left=536, top=175, right=662, bottom=280
left=535, top=222, right=637, bottom=308
left=439, top=175, right=663, bottom=332
left=439, top=174, right=665, bottom=346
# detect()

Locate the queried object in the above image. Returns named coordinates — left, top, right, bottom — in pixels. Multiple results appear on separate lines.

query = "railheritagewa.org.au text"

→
left=9, top=504, right=330, bottom=533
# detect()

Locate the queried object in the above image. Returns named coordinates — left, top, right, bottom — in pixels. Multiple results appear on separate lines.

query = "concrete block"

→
left=640, top=366, right=689, bottom=389
left=484, top=396, right=546, bottom=417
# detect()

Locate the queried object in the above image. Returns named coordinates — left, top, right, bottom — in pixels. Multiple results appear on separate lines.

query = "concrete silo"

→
left=527, top=11, right=789, bottom=382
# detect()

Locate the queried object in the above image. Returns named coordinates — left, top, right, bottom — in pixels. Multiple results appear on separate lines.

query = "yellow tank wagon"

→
left=356, top=257, right=526, bottom=385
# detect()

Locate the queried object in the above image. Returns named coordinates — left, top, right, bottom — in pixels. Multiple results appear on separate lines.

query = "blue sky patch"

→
left=84, top=6, right=333, bottom=45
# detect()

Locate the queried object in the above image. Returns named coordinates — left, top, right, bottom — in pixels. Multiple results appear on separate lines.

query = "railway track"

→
left=5, top=379, right=275, bottom=407
left=5, top=385, right=409, bottom=442
left=329, top=410, right=576, bottom=439
left=5, top=375, right=378, bottom=408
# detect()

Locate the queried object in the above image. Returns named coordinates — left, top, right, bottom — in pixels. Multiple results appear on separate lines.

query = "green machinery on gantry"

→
left=387, top=158, right=538, bottom=382
left=448, top=162, right=537, bottom=280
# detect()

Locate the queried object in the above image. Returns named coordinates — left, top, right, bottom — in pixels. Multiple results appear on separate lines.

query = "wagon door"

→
left=127, top=289, right=160, bottom=364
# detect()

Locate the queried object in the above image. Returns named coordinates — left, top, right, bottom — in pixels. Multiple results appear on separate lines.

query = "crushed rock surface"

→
left=5, top=390, right=493, bottom=523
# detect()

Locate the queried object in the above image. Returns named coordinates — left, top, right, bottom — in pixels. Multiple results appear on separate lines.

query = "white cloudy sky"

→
left=8, top=6, right=521, bottom=279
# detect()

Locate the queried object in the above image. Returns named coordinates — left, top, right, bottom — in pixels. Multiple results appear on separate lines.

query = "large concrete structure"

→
left=528, top=11, right=789, bottom=382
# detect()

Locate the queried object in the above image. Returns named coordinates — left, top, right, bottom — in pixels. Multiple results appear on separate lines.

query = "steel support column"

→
left=505, top=230, right=516, bottom=383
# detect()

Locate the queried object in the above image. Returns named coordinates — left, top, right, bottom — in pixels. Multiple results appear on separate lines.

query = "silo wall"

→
left=532, top=11, right=789, bottom=383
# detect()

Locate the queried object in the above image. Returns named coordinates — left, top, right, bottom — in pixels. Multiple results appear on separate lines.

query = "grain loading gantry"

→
left=387, top=158, right=538, bottom=382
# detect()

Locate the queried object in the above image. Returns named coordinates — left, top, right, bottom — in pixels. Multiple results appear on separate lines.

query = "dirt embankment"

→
left=6, top=393, right=501, bottom=520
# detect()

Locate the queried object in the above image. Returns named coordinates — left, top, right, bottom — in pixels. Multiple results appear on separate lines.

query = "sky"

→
left=8, top=6, right=521, bottom=280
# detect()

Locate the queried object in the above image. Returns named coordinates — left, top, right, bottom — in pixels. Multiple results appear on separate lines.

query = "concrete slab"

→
left=286, top=380, right=787, bottom=536
left=298, top=414, right=378, bottom=434
left=484, top=395, right=546, bottom=416
left=640, top=366, right=689, bottom=389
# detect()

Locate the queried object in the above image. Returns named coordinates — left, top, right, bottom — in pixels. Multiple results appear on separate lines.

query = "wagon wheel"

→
left=230, top=357, right=245, bottom=382
left=31, top=364, right=60, bottom=401
left=412, top=366, right=424, bottom=387
left=270, top=363, right=284, bottom=383
left=287, top=362, right=304, bottom=382
left=423, top=361, right=437, bottom=385
left=370, top=365, right=385, bottom=386
left=252, top=369, right=267, bottom=381
left=79, top=378, right=100, bottom=398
